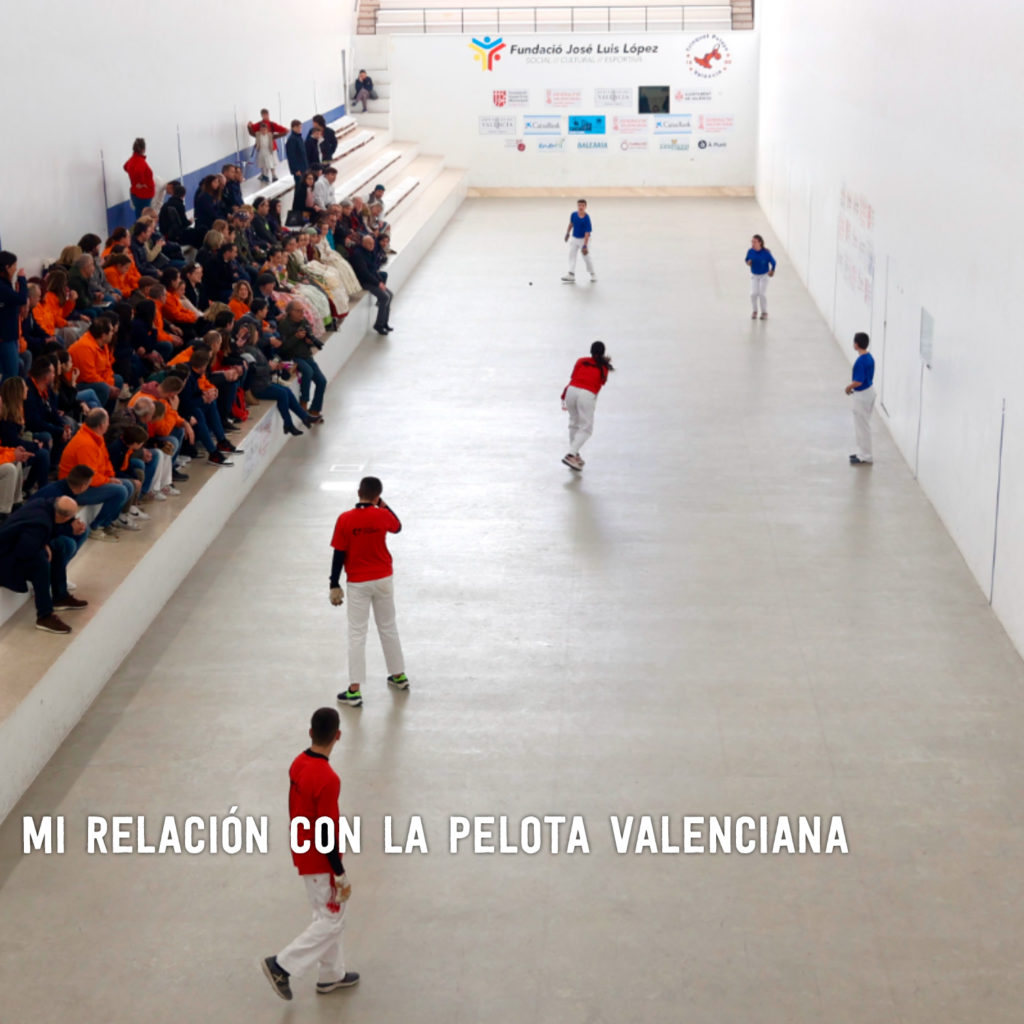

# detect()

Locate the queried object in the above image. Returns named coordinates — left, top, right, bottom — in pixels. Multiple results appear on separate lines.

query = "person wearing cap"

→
left=366, top=184, right=385, bottom=207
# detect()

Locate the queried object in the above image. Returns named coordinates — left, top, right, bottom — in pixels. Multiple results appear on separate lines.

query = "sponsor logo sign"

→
left=537, top=138, right=566, bottom=152
left=685, top=35, right=732, bottom=78
left=610, top=116, right=648, bottom=135
left=479, top=115, right=517, bottom=135
left=653, top=115, right=692, bottom=134
left=568, top=115, right=606, bottom=135
left=696, top=139, right=728, bottom=150
left=696, top=114, right=734, bottom=133
left=545, top=89, right=582, bottom=108
left=658, top=138, right=689, bottom=151
left=576, top=140, right=609, bottom=151
left=469, top=36, right=507, bottom=71
left=523, top=115, right=562, bottom=134
left=594, top=87, right=632, bottom=107
left=620, top=139, right=648, bottom=152
left=675, top=88, right=713, bottom=103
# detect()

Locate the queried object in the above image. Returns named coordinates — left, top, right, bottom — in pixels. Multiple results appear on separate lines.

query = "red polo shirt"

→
left=330, top=503, right=402, bottom=582
left=567, top=357, right=609, bottom=395
left=289, top=750, right=343, bottom=876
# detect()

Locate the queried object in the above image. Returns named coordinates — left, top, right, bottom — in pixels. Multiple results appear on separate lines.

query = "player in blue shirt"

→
left=562, top=199, right=595, bottom=284
left=745, top=234, right=776, bottom=319
left=845, top=332, right=876, bottom=464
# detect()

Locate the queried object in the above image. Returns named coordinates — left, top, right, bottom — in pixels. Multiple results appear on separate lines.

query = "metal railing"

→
left=375, top=4, right=736, bottom=34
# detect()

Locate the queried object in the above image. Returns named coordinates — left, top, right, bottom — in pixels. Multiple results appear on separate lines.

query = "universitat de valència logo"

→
left=685, top=34, right=732, bottom=78
left=469, top=36, right=507, bottom=71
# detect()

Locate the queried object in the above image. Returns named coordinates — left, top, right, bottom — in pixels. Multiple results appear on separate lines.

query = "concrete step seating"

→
left=0, top=141, right=467, bottom=824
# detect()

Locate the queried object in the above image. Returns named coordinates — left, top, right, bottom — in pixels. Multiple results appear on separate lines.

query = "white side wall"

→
left=757, top=0, right=1024, bottom=652
left=390, top=32, right=758, bottom=186
left=0, top=0, right=354, bottom=270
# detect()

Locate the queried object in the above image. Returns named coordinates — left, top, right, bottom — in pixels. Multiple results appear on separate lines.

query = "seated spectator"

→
left=130, top=219, right=169, bottom=277
left=58, top=408, right=134, bottom=541
left=68, top=317, right=120, bottom=408
left=0, top=495, right=88, bottom=633
left=103, top=251, right=139, bottom=298
left=78, top=234, right=122, bottom=305
left=292, top=170, right=317, bottom=223
left=162, top=269, right=201, bottom=338
left=205, top=243, right=248, bottom=304
left=229, top=281, right=253, bottom=320
left=0, top=251, right=28, bottom=382
left=159, top=181, right=193, bottom=245
left=313, top=166, right=339, bottom=213
left=132, top=377, right=192, bottom=482
left=0, top=442, right=31, bottom=519
left=175, top=347, right=239, bottom=466
left=47, top=346, right=101, bottom=420
left=146, top=283, right=184, bottom=349
left=128, top=299, right=170, bottom=380
left=352, top=70, right=376, bottom=113
left=21, top=284, right=53, bottom=362
left=235, top=319, right=315, bottom=436
left=231, top=208, right=264, bottom=276
left=105, top=418, right=152, bottom=527
left=34, top=269, right=90, bottom=345
left=181, top=261, right=207, bottom=313
left=0, top=377, right=51, bottom=495
left=350, top=234, right=394, bottom=336
left=251, top=198, right=279, bottom=251
left=278, top=301, right=326, bottom=420
left=346, top=197, right=367, bottom=236
left=30, top=464, right=94, bottom=556
left=194, top=175, right=227, bottom=234
left=25, top=357, right=73, bottom=461
left=312, top=114, right=338, bottom=162
left=267, top=198, right=288, bottom=238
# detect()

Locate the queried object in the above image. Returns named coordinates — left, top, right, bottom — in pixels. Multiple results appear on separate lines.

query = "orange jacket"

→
left=168, top=347, right=216, bottom=391
left=105, top=264, right=140, bottom=296
left=68, top=332, right=116, bottom=387
left=1, top=446, right=22, bottom=465
left=229, top=299, right=250, bottom=320
left=33, top=292, right=75, bottom=333
left=153, top=303, right=177, bottom=344
left=129, top=389, right=186, bottom=437
left=58, top=425, right=114, bottom=487
left=163, top=292, right=198, bottom=324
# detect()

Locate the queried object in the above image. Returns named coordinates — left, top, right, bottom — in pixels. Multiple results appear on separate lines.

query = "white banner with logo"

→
left=390, top=31, right=756, bottom=187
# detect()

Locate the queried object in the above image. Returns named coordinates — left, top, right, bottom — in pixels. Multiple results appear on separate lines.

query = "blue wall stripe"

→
left=106, top=101, right=347, bottom=234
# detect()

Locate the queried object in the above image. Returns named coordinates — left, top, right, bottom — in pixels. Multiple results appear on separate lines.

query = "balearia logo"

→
left=685, top=35, right=732, bottom=78
left=469, top=36, right=507, bottom=71
left=577, top=140, right=608, bottom=150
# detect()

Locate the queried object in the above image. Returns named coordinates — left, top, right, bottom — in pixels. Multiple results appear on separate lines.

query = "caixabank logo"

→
left=469, top=36, right=507, bottom=71
left=685, top=35, right=732, bottom=78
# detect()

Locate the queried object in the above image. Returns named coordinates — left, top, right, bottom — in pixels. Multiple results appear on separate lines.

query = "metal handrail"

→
left=374, top=4, right=738, bottom=34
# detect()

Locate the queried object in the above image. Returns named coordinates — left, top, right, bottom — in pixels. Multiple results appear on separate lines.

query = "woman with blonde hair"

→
left=0, top=376, right=51, bottom=494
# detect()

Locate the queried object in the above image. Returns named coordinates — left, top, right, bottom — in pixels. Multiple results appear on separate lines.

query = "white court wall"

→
left=0, top=0, right=353, bottom=270
left=757, top=1, right=1024, bottom=653
left=389, top=31, right=758, bottom=186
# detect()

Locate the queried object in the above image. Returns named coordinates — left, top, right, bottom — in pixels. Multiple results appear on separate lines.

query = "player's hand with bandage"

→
left=330, top=587, right=344, bottom=606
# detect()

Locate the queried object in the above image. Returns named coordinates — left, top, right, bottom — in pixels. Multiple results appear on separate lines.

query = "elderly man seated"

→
left=0, top=495, right=88, bottom=634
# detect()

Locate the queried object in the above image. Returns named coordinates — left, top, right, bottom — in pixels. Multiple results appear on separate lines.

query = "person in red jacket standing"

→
left=123, top=138, right=155, bottom=220
left=262, top=707, right=359, bottom=1001
left=330, top=476, right=409, bottom=707
left=247, top=109, right=288, bottom=182
left=561, top=340, right=615, bottom=471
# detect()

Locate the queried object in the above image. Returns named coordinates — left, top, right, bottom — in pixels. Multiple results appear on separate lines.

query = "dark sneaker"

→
left=337, top=688, right=363, bottom=708
left=317, top=972, right=360, bottom=993
left=217, top=440, right=243, bottom=454
left=53, top=595, right=88, bottom=611
left=261, top=957, right=292, bottom=1001
left=208, top=451, right=234, bottom=467
left=849, top=456, right=873, bottom=465
left=387, top=673, right=410, bottom=691
left=172, top=468, right=190, bottom=482
left=36, top=614, right=72, bottom=634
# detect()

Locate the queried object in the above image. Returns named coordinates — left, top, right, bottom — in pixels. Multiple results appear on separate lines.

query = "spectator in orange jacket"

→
left=229, top=281, right=253, bottom=320
left=68, top=317, right=120, bottom=408
left=58, top=408, right=134, bottom=540
left=124, top=138, right=156, bottom=220
left=34, top=270, right=90, bottom=345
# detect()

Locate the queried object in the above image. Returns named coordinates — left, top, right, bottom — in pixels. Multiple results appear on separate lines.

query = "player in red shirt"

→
left=561, top=340, right=615, bottom=471
left=262, top=707, right=359, bottom=1000
left=329, top=476, right=409, bottom=706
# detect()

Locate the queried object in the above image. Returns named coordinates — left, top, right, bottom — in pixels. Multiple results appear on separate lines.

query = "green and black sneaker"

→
left=387, top=673, right=410, bottom=691
left=337, top=688, right=363, bottom=708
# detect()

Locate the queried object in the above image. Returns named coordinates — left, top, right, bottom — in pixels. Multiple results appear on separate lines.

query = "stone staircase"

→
left=731, top=0, right=754, bottom=29
left=357, top=0, right=380, bottom=34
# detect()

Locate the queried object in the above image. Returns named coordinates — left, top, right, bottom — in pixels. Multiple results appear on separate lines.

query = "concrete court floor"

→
left=1, top=197, right=1023, bottom=1024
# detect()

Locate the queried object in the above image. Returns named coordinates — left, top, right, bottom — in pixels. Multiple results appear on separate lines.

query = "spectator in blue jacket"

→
left=222, top=164, right=245, bottom=215
left=286, top=121, right=309, bottom=182
left=0, top=251, right=28, bottom=382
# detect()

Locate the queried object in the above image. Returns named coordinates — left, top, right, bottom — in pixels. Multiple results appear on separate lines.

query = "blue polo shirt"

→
left=852, top=352, right=875, bottom=390
left=746, top=248, right=776, bottom=275
left=570, top=212, right=592, bottom=239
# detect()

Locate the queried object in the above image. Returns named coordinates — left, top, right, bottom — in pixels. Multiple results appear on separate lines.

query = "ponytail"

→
left=589, top=340, right=614, bottom=381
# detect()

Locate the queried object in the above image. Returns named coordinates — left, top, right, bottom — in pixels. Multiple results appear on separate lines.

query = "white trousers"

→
left=145, top=451, right=172, bottom=495
left=750, top=273, right=769, bottom=313
left=347, top=575, right=405, bottom=687
left=276, top=874, right=347, bottom=983
left=0, top=462, right=23, bottom=513
left=567, top=237, right=594, bottom=275
left=852, top=386, right=876, bottom=461
left=256, top=136, right=276, bottom=175
left=565, top=385, right=597, bottom=455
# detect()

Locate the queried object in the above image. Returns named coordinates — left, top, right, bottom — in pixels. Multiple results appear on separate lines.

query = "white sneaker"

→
left=117, top=514, right=142, bottom=531
left=175, top=456, right=191, bottom=467
left=590, top=275, right=597, bottom=282
left=129, top=505, right=151, bottom=520
left=66, top=580, right=78, bottom=592
left=148, top=490, right=168, bottom=501
left=561, top=274, right=576, bottom=283
left=163, top=485, right=181, bottom=496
